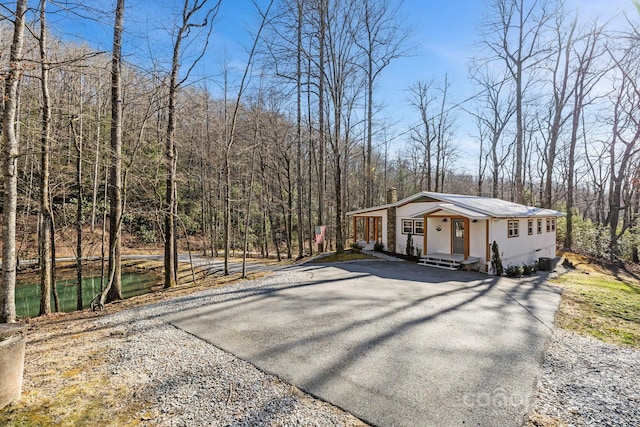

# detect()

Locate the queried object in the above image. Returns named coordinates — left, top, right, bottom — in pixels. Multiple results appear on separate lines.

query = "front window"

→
left=414, top=220, right=424, bottom=235
left=402, top=219, right=413, bottom=234
left=551, top=218, right=556, bottom=231
left=508, top=220, right=519, bottom=238
left=546, top=218, right=551, bottom=232
left=528, top=219, right=533, bottom=235
left=537, top=219, right=542, bottom=234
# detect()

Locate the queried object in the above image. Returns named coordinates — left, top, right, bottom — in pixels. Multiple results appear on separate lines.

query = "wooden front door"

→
left=452, top=219, right=465, bottom=254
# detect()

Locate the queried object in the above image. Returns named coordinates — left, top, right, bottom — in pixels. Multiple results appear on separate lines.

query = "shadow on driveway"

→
left=167, top=260, right=561, bottom=427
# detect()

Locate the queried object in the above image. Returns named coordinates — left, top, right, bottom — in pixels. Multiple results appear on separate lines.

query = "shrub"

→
left=522, top=264, right=536, bottom=275
left=350, top=242, right=363, bottom=251
left=406, top=233, right=414, bottom=257
left=505, top=265, right=523, bottom=278
left=491, top=241, right=504, bottom=276
left=373, top=241, right=384, bottom=252
left=138, top=225, right=157, bottom=245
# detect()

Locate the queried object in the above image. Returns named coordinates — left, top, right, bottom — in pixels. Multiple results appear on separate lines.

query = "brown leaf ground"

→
left=0, top=259, right=277, bottom=426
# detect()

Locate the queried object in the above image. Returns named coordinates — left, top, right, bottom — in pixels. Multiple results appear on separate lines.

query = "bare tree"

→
left=483, top=0, right=552, bottom=203
left=316, top=0, right=327, bottom=252
left=564, top=22, right=606, bottom=249
left=164, top=0, right=221, bottom=288
left=101, top=0, right=125, bottom=305
left=605, top=44, right=640, bottom=258
left=295, top=0, right=304, bottom=259
left=542, top=8, right=576, bottom=208
left=354, top=0, right=410, bottom=206
left=38, top=0, right=56, bottom=315
left=0, top=0, right=27, bottom=323
left=71, top=112, right=85, bottom=310
left=323, top=0, right=364, bottom=253
left=408, top=76, right=456, bottom=193
left=470, top=65, right=517, bottom=198
left=408, top=80, right=436, bottom=191
left=223, top=0, right=273, bottom=274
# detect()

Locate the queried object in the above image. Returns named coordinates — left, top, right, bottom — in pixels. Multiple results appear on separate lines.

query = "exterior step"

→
left=418, top=258, right=460, bottom=270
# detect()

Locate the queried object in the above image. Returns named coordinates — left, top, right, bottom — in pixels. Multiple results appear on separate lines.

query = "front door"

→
left=452, top=219, right=465, bottom=254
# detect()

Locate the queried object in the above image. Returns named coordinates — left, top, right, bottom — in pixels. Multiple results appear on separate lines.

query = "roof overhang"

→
left=347, top=205, right=390, bottom=216
left=411, top=204, right=489, bottom=220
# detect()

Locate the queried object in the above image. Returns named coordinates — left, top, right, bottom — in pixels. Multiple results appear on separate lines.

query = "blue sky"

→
left=48, top=0, right=638, bottom=172
left=205, top=0, right=637, bottom=171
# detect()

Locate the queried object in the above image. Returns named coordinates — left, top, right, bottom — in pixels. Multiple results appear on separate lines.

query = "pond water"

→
left=16, top=272, right=161, bottom=318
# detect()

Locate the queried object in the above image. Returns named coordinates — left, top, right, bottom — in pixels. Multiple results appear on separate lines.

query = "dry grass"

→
left=551, top=252, right=640, bottom=348
left=309, top=249, right=378, bottom=263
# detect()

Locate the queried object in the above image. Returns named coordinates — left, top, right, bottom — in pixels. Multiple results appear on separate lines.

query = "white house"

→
left=347, top=189, right=565, bottom=272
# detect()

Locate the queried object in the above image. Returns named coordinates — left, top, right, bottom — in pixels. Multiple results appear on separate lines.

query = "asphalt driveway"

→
left=166, top=260, right=561, bottom=426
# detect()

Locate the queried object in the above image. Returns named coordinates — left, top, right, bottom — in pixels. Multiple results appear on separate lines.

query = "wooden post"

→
left=423, top=215, right=428, bottom=256
left=353, top=216, right=357, bottom=245
left=485, top=219, right=490, bottom=262
left=373, top=217, right=378, bottom=242
left=464, top=217, right=470, bottom=260
left=365, top=217, right=370, bottom=244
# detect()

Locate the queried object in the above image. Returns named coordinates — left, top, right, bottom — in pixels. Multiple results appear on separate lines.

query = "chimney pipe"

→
left=386, top=187, right=398, bottom=204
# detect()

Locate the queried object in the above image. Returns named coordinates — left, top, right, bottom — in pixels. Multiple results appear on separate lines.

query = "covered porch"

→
left=351, top=215, right=383, bottom=250
left=412, top=204, right=490, bottom=270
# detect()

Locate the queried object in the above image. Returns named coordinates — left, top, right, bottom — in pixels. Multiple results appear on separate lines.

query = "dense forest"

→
left=1, top=0, right=639, bottom=321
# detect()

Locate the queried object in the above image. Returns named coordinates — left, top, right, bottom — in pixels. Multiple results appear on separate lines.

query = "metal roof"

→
left=410, top=204, right=489, bottom=220
left=347, top=192, right=565, bottom=218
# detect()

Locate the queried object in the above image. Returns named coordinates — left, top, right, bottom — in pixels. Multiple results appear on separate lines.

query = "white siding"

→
left=490, top=218, right=557, bottom=266
left=426, top=217, right=450, bottom=254
left=395, top=202, right=441, bottom=255
left=469, top=220, right=488, bottom=261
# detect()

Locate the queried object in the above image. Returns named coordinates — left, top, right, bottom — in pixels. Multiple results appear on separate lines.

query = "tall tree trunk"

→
left=1, top=0, right=27, bottom=323
left=164, top=14, right=181, bottom=288
left=514, top=54, right=524, bottom=203
left=73, top=118, right=84, bottom=310
left=307, top=64, right=314, bottom=256
left=223, top=153, right=231, bottom=275
left=90, top=100, right=102, bottom=233
left=317, top=0, right=326, bottom=252
left=286, top=166, right=293, bottom=259
left=222, top=0, right=272, bottom=273
left=296, top=0, right=304, bottom=259
left=38, top=0, right=54, bottom=316
left=544, top=16, right=575, bottom=209
left=241, top=130, right=259, bottom=278
left=106, top=0, right=125, bottom=301
left=365, top=52, right=373, bottom=207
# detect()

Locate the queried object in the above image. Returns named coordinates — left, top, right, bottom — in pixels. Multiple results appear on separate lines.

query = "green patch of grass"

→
left=310, top=249, right=377, bottom=263
left=551, top=270, right=640, bottom=348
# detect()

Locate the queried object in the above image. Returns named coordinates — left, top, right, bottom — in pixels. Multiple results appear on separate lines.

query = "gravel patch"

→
left=94, top=269, right=366, bottom=426
left=528, top=329, right=640, bottom=426
left=88, top=265, right=639, bottom=427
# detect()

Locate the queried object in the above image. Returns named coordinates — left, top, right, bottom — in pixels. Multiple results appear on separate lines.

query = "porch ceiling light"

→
left=442, top=218, right=448, bottom=222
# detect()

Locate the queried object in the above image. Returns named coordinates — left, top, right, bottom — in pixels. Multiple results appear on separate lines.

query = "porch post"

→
left=423, top=214, right=428, bottom=255
left=353, top=216, right=357, bottom=245
left=373, top=217, right=378, bottom=242
left=464, top=217, right=470, bottom=260
left=485, top=220, right=490, bottom=262
left=365, top=217, right=370, bottom=244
